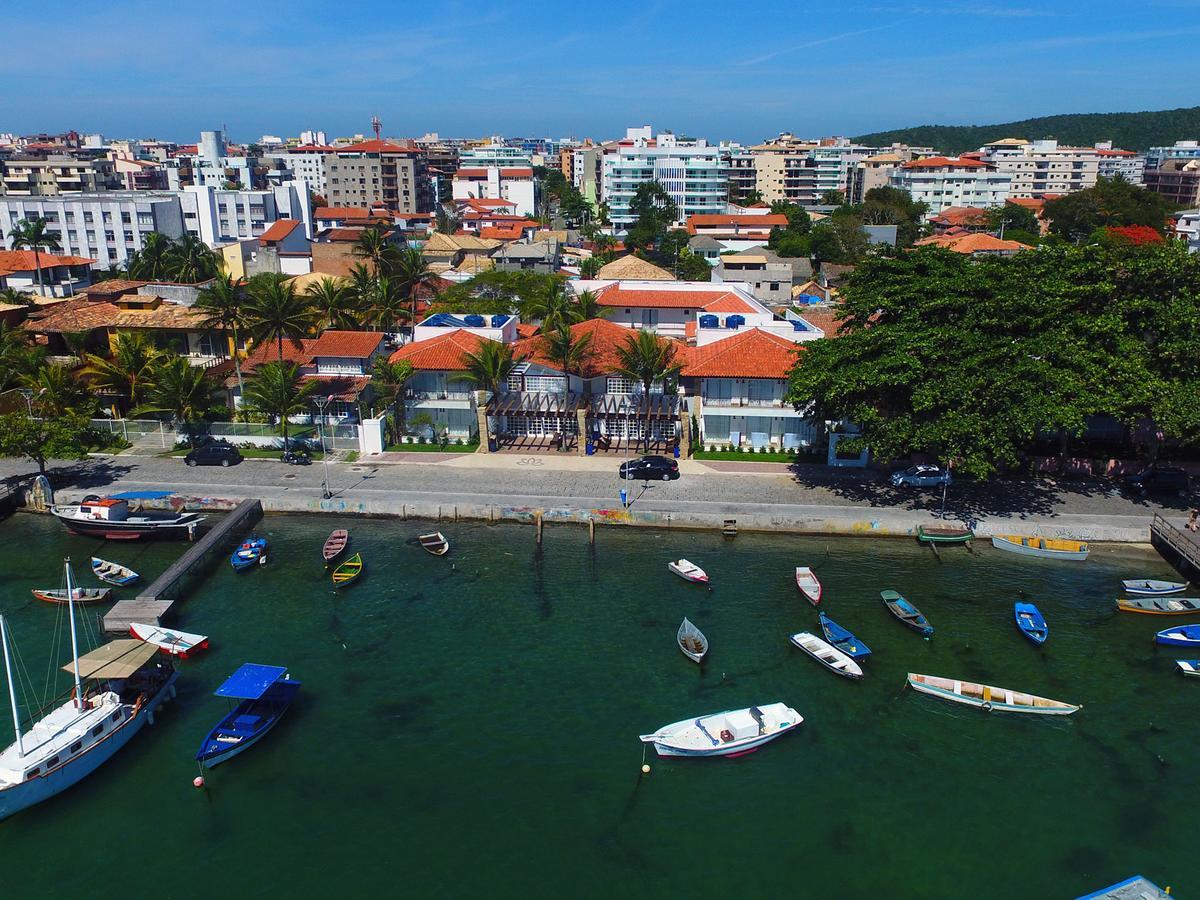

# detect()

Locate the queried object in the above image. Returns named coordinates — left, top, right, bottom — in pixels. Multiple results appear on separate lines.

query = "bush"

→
left=417, top=435, right=427, bottom=445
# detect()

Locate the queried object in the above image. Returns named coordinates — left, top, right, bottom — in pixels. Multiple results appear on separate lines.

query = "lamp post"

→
left=16, top=389, right=33, bottom=418
left=314, top=396, right=334, bottom=500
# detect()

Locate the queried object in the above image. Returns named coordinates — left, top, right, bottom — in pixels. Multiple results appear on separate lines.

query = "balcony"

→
left=701, top=395, right=787, bottom=408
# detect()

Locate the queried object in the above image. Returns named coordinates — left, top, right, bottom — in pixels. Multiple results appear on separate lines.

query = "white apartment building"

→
left=811, top=139, right=875, bottom=197
left=265, top=146, right=331, bottom=196
left=602, top=127, right=727, bottom=231
left=889, top=157, right=1012, bottom=216
left=1094, top=142, right=1145, bottom=185
left=979, top=139, right=1099, bottom=198
left=457, top=144, right=533, bottom=168
left=451, top=166, right=536, bottom=217
left=1145, top=140, right=1200, bottom=171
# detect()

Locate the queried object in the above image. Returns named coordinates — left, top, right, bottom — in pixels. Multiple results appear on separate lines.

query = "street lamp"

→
left=313, top=395, right=334, bottom=500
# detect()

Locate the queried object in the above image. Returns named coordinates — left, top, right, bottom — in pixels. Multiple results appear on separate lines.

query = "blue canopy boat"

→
left=195, top=663, right=300, bottom=768
left=1155, top=624, right=1200, bottom=649
left=1014, top=601, right=1048, bottom=645
left=818, top=612, right=872, bottom=659
left=230, top=537, right=268, bottom=572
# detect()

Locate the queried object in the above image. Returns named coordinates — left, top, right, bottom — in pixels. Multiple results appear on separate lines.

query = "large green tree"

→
left=242, top=360, right=317, bottom=448
left=82, top=332, right=164, bottom=412
left=132, top=357, right=222, bottom=446
left=625, top=181, right=678, bottom=254
left=0, top=412, right=93, bottom=473
left=195, top=274, right=247, bottom=406
left=368, top=357, right=414, bottom=440
left=1044, top=177, right=1178, bottom=243
left=614, top=330, right=683, bottom=452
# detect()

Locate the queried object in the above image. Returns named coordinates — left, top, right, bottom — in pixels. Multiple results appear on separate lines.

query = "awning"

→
left=110, top=490, right=176, bottom=500
left=63, top=640, right=159, bottom=680
left=488, top=392, right=582, bottom=417
left=214, top=663, right=288, bottom=700
left=591, top=393, right=679, bottom=419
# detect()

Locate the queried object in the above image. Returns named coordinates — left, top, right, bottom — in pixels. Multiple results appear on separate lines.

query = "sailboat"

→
left=0, top=558, right=179, bottom=822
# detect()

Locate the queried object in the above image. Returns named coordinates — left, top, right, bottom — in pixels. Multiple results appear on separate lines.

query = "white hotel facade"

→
left=603, top=127, right=727, bottom=232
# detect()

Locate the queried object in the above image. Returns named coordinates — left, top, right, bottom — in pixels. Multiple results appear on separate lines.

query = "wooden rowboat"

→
left=32, top=587, right=111, bottom=605
left=677, top=617, right=708, bottom=663
left=907, top=673, right=1079, bottom=715
left=818, top=612, right=871, bottom=659
left=669, top=559, right=709, bottom=584
left=795, top=567, right=821, bottom=606
left=1117, top=597, right=1200, bottom=615
left=129, top=622, right=209, bottom=658
left=90, top=556, right=139, bottom=586
left=322, top=529, right=349, bottom=562
left=419, top=532, right=449, bottom=556
left=881, top=590, right=933, bottom=636
left=917, top=525, right=973, bottom=544
left=1122, top=579, right=1186, bottom=596
left=789, top=631, right=863, bottom=680
left=991, top=534, right=1088, bottom=561
left=332, top=552, right=363, bottom=588
left=1014, top=601, right=1048, bottom=645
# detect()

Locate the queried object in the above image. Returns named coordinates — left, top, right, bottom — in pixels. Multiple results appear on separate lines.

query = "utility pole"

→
left=314, top=396, right=334, bottom=499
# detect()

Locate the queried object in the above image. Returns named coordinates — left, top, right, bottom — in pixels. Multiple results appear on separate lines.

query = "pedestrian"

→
left=1188, top=508, right=1198, bottom=533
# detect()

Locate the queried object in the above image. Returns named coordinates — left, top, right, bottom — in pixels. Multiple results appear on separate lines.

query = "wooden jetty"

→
left=102, top=498, right=262, bottom=633
left=1151, top=513, right=1200, bottom=578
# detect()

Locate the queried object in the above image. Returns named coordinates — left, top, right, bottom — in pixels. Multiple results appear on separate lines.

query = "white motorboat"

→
left=788, top=632, right=863, bottom=680
left=51, top=496, right=202, bottom=540
left=668, top=559, right=709, bottom=584
left=1122, top=579, right=1187, bottom=596
left=794, top=567, right=821, bottom=605
left=639, top=702, right=802, bottom=757
left=129, top=623, right=210, bottom=659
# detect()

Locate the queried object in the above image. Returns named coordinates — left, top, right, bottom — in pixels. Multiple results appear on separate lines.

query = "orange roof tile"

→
left=258, top=219, right=302, bottom=244
left=241, top=338, right=319, bottom=372
left=388, top=329, right=496, bottom=371
left=510, top=318, right=636, bottom=377
left=914, top=233, right=1027, bottom=254
left=900, top=156, right=988, bottom=169
left=515, top=322, right=540, bottom=338
left=685, top=214, right=787, bottom=235
left=681, top=328, right=799, bottom=379
left=337, top=140, right=419, bottom=154
left=596, top=285, right=756, bottom=313
left=310, top=330, right=384, bottom=358
left=930, top=206, right=989, bottom=227
left=0, top=249, right=96, bottom=271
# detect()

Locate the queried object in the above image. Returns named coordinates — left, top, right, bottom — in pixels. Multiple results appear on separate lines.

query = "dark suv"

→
left=1122, top=465, right=1192, bottom=498
left=184, top=442, right=243, bottom=468
left=618, top=455, right=680, bottom=481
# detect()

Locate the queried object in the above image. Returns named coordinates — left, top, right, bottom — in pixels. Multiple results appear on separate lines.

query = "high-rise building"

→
left=889, top=157, right=1011, bottom=216
left=326, top=140, right=431, bottom=212
left=1093, top=142, right=1145, bottom=185
left=978, top=138, right=1099, bottom=198
left=602, top=126, right=726, bottom=232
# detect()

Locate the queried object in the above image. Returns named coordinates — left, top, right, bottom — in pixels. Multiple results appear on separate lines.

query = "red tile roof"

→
left=314, top=206, right=391, bottom=221
left=310, top=330, right=384, bottom=359
left=929, top=206, right=989, bottom=227
left=686, top=214, right=787, bottom=235
left=304, top=374, right=371, bottom=400
left=241, top=338, right=319, bottom=372
left=0, top=249, right=96, bottom=271
left=455, top=168, right=488, bottom=178
left=321, top=228, right=376, bottom=242
left=681, top=328, right=799, bottom=379
left=500, top=168, right=533, bottom=177
left=901, top=156, right=988, bottom=169
left=914, top=233, right=1028, bottom=254
left=515, top=322, right=540, bottom=338
left=388, top=329, right=496, bottom=371
left=510, top=318, right=637, bottom=377
left=596, top=285, right=756, bottom=313
left=258, top=219, right=302, bottom=244
left=337, top=140, right=419, bottom=155
left=1095, top=148, right=1137, bottom=157
left=790, top=306, right=844, bottom=336
left=479, top=225, right=530, bottom=240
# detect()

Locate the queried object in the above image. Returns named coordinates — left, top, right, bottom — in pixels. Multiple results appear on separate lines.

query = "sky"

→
left=3, top=0, right=1199, bottom=145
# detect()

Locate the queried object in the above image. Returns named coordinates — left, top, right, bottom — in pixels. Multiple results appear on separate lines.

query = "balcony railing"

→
left=701, top=396, right=786, bottom=408
left=406, top=389, right=473, bottom=401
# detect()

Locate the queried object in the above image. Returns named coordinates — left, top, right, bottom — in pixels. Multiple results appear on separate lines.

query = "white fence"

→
left=90, top=419, right=361, bottom=451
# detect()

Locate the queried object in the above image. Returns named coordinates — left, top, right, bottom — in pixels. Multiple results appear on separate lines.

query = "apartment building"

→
left=1144, top=140, right=1200, bottom=171
left=849, top=150, right=924, bottom=203
left=567, top=143, right=604, bottom=207
left=451, top=166, right=537, bottom=217
left=326, top=140, right=430, bottom=213
left=747, top=134, right=818, bottom=205
left=725, top=146, right=758, bottom=203
left=1144, top=160, right=1200, bottom=207
left=1, top=154, right=121, bottom=196
left=811, top=138, right=876, bottom=197
left=264, top=145, right=333, bottom=196
left=602, top=127, right=727, bottom=231
left=457, top=143, right=533, bottom=169
left=979, top=139, right=1098, bottom=198
left=1093, top=142, right=1145, bottom=185
left=889, top=157, right=1012, bottom=216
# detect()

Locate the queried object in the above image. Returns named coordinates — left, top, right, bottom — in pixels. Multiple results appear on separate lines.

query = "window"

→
left=25, top=767, right=40, bottom=778
left=91, top=724, right=104, bottom=736
left=69, top=741, right=82, bottom=753
left=45, top=755, right=59, bottom=767
left=111, top=711, right=121, bottom=722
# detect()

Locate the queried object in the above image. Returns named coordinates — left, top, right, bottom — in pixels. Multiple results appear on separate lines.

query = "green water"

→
left=0, top=513, right=1192, bottom=898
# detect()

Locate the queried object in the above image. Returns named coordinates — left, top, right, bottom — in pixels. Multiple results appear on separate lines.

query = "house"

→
left=914, top=232, right=1028, bottom=256
left=596, top=255, right=674, bottom=281
left=685, top=214, right=789, bottom=251
left=451, top=166, right=537, bottom=217
left=712, top=253, right=796, bottom=306
left=490, top=240, right=560, bottom=273
left=928, top=207, right=991, bottom=234
left=421, top=232, right=502, bottom=275
left=388, top=325, right=497, bottom=440
left=256, top=218, right=312, bottom=275
left=313, top=206, right=393, bottom=229
left=0, top=249, right=95, bottom=297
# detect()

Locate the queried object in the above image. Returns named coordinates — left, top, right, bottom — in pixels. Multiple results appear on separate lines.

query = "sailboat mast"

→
left=0, top=616, right=24, bottom=756
left=64, top=558, right=84, bottom=710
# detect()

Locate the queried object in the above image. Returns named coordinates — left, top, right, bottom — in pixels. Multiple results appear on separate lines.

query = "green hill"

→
left=853, top=106, right=1200, bottom=154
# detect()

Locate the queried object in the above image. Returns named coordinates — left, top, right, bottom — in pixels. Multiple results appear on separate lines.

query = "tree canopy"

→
left=1043, top=177, right=1178, bottom=243
left=625, top=181, right=678, bottom=254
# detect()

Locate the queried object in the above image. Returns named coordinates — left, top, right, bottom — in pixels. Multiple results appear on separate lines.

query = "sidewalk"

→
left=374, top=450, right=715, bottom=475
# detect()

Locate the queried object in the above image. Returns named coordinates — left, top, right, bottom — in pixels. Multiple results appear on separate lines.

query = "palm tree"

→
left=0, top=323, right=43, bottom=390
left=242, top=361, right=318, bottom=449
left=346, top=263, right=376, bottom=313
left=195, top=274, right=247, bottom=407
left=364, top=275, right=410, bottom=334
left=369, top=357, right=414, bottom=441
left=126, top=232, right=174, bottom=280
left=0, top=287, right=33, bottom=307
left=435, top=203, right=460, bottom=235
left=131, top=356, right=221, bottom=446
left=454, top=340, right=522, bottom=441
left=388, top=245, right=438, bottom=326
left=82, top=331, right=164, bottom=413
left=574, top=289, right=610, bottom=321
left=242, top=275, right=316, bottom=446
left=167, top=234, right=220, bottom=282
left=8, top=218, right=61, bottom=296
left=614, top=329, right=683, bottom=452
left=20, top=362, right=93, bottom=417
left=522, top=279, right=579, bottom=332
left=306, top=276, right=359, bottom=331
left=352, top=224, right=399, bottom=276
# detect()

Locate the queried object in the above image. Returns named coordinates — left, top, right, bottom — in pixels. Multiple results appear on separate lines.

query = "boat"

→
left=907, top=673, right=1079, bottom=715
left=0, top=559, right=178, bottom=821
left=794, top=567, right=822, bottom=606
left=990, top=534, right=1089, bottom=561
left=419, top=532, right=449, bottom=556
left=881, top=590, right=933, bottom=636
left=639, top=702, right=802, bottom=758
left=917, top=525, right=974, bottom=544
left=818, top=612, right=871, bottom=659
left=230, top=536, right=268, bottom=572
left=49, top=495, right=203, bottom=540
left=1117, top=597, right=1200, bottom=615
left=1014, top=601, right=1048, bottom=645
left=1123, top=579, right=1187, bottom=596
left=129, top=623, right=209, bottom=659
left=195, top=663, right=301, bottom=768
left=1154, top=625, right=1200, bottom=648
left=788, top=631, right=863, bottom=680
left=331, top=552, right=363, bottom=588
left=32, top=586, right=112, bottom=605
left=322, top=529, right=349, bottom=563
left=677, top=617, right=708, bottom=663
left=668, top=559, right=709, bottom=584
left=90, top=556, right=139, bottom=587
left=1176, top=660, right=1200, bottom=677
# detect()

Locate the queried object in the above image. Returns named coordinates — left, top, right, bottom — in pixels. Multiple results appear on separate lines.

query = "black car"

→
left=1122, top=465, right=1192, bottom=498
left=618, top=455, right=680, bottom=481
left=183, top=442, right=243, bottom=467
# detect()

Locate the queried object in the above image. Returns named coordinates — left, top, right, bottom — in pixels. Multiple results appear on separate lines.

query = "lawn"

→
left=164, top=447, right=326, bottom=460
left=693, top=449, right=824, bottom=464
left=385, top=442, right=479, bottom=453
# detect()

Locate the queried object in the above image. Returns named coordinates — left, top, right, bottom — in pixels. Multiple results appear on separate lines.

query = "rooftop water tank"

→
left=698, top=314, right=719, bottom=329
left=490, top=314, right=508, bottom=328
left=725, top=314, right=745, bottom=329
left=464, top=314, right=485, bottom=327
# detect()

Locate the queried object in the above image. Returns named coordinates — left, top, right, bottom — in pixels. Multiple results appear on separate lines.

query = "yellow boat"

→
left=331, top=552, right=363, bottom=588
left=990, top=534, right=1088, bottom=561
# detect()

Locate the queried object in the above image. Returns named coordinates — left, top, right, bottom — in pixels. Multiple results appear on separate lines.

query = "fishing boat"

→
left=917, top=525, right=974, bottom=544
left=638, top=702, right=802, bottom=758
left=230, top=537, right=268, bottom=572
left=1122, top=579, right=1187, bottom=596
left=1117, top=597, right=1200, bottom=615
left=331, top=552, right=363, bottom=588
left=788, top=631, right=863, bottom=680
left=818, top=612, right=871, bottom=659
left=0, top=559, right=178, bottom=821
left=1175, top=660, right=1200, bottom=677
left=195, top=663, right=301, bottom=769
left=1014, top=601, right=1048, bottom=645
left=129, top=623, right=209, bottom=659
left=990, top=534, right=1089, bottom=561
left=50, top=495, right=203, bottom=540
left=419, top=532, right=449, bottom=556
left=677, top=617, right=708, bottom=663
left=668, top=559, right=709, bottom=584
left=32, top=586, right=112, bottom=605
left=881, top=590, right=933, bottom=636
left=907, top=673, right=1079, bottom=715
left=322, top=529, right=349, bottom=563
left=795, top=567, right=822, bottom=606
left=90, top=556, right=139, bottom=587
left=1154, top=625, right=1200, bottom=648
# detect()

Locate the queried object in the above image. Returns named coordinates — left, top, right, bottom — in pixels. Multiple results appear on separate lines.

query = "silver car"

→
left=890, top=464, right=951, bottom=488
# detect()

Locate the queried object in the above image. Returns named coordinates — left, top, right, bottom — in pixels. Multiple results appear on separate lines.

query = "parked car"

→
left=618, top=455, right=680, bottom=481
left=1122, top=465, right=1192, bottom=498
left=890, top=464, right=952, bottom=488
left=184, top=442, right=243, bottom=468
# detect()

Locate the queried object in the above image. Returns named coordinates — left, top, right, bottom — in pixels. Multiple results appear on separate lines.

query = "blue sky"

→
left=4, top=0, right=1199, bottom=144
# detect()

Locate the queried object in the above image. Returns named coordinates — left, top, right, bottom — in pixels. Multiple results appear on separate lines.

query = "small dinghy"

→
left=1014, top=601, right=1048, bottom=645
left=129, top=623, right=209, bottom=658
left=639, top=702, right=802, bottom=758
left=917, top=525, right=973, bottom=544
left=1155, top=624, right=1200, bottom=648
left=789, top=631, right=863, bottom=680
left=32, top=586, right=112, bottom=605
left=322, top=529, right=349, bottom=563
left=1175, top=660, right=1200, bottom=677
left=669, top=559, right=709, bottom=584
left=794, top=567, right=822, bottom=606
left=419, top=532, right=449, bottom=556
left=1123, top=579, right=1187, bottom=596
left=1118, top=597, right=1200, bottom=615
left=331, top=552, right=363, bottom=588
left=907, top=673, right=1079, bottom=715
left=818, top=612, right=871, bottom=659
left=195, top=663, right=301, bottom=768
left=881, top=590, right=933, bottom=636
left=90, top=556, right=139, bottom=586
left=230, top=537, right=267, bottom=572
left=677, top=617, right=708, bottom=663
left=991, top=534, right=1088, bottom=561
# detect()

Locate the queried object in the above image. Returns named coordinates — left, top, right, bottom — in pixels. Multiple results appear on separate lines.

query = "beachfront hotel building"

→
left=602, top=127, right=727, bottom=232
left=978, top=138, right=1099, bottom=198
left=889, top=157, right=1012, bottom=216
